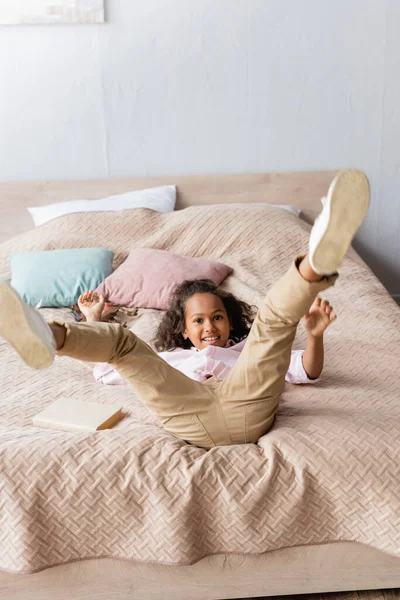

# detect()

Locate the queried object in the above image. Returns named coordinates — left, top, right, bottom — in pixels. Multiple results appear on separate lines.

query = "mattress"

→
left=0, top=203, right=399, bottom=574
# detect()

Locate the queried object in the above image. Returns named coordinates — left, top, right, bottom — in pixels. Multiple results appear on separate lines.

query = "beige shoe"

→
left=0, top=279, right=55, bottom=369
left=309, top=169, right=370, bottom=275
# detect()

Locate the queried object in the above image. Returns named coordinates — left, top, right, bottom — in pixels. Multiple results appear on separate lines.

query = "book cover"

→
left=32, top=398, right=123, bottom=433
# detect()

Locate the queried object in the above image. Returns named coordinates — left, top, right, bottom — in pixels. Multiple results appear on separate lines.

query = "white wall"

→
left=0, top=0, right=399, bottom=294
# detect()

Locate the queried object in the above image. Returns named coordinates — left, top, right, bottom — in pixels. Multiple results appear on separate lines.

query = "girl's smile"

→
left=183, top=292, right=231, bottom=350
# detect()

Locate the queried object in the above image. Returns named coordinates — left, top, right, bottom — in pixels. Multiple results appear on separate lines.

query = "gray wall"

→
left=0, top=0, right=399, bottom=294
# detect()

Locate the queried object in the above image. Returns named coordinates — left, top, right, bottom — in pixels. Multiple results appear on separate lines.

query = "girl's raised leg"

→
left=219, top=169, right=370, bottom=444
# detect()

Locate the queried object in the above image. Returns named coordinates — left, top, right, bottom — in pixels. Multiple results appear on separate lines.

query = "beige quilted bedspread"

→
left=0, top=204, right=400, bottom=574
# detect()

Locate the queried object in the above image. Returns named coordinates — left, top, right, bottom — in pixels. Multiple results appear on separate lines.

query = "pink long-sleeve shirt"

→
left=93, top=338, right=318, bottom=386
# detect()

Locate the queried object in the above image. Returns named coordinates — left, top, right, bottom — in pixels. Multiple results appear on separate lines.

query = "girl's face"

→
left=183, top=292, right=231, bottom=350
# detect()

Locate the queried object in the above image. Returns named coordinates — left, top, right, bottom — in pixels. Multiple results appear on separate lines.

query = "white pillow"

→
left=27, top=185, right=176, bottom=227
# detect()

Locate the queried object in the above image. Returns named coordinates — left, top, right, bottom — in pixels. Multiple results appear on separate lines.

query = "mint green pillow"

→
left=10, top=248, right=114, bottom=307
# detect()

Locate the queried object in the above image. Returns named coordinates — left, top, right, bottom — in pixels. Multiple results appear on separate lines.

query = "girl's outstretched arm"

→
left=301, top=297, right=337, bottom=379
left=302, top=334, right=324, bottom=379
left=77, top=290, right=105, bottom=322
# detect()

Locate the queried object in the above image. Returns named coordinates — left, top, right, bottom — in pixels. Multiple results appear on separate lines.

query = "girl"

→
left=79, top=283, right=336, bottom=387
left=0, top=169, right=370, bottom=450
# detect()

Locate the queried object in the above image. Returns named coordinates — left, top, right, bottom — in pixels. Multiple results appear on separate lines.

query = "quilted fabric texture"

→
left=0, top=204, right=400, bottom=574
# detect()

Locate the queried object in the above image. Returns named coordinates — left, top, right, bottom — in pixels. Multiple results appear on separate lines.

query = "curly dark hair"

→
left=152, top=279, right=257, bottom=352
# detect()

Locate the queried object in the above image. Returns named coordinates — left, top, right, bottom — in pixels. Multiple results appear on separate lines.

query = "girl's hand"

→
left=78, top=290, right=105, bottom=322
left=303, top=297, right=337, bottom=338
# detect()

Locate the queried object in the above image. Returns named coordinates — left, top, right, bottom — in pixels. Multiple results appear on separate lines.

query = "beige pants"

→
left=56, top=258, right=336, bottom=449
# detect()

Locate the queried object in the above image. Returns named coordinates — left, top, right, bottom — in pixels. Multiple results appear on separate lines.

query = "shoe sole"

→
left=311, top=169, right=370, bottom=274
left=0, top=281, right=54, bottom=369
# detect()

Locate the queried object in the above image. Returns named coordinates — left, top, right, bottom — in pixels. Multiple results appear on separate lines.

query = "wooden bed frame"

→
left=0, top=170, right=332, bottom=244
left=0, top=171, right=399, bottom=600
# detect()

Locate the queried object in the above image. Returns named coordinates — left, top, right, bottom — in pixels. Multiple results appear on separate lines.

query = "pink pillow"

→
left=96, top=248, right=233, bottom=309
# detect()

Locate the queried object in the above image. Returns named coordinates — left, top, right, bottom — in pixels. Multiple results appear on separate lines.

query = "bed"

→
left=0, top=171, right=400, bottom=600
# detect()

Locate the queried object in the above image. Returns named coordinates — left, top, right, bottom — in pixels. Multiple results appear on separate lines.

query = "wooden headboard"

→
left=0, top=170, right=337, bottom=244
